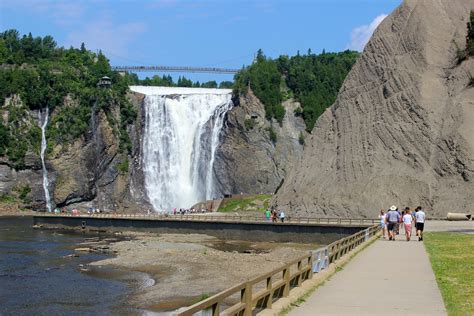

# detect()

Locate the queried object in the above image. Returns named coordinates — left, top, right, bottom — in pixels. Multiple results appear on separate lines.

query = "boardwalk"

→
left=288, top=236, right=446, bottom=316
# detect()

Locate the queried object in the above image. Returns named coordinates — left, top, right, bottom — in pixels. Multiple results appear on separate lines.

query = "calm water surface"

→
left=0, top=216, right=147, bottom=315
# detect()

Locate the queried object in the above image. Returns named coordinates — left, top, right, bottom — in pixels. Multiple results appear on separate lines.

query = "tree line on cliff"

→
left=0, top=30, right=137, bottom=169
left=234, top=49, right=360, bottom=131
left=129, top=73, right=233, bottom=89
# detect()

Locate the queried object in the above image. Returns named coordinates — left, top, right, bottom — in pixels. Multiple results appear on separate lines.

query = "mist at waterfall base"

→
left=131, top=86, right=233, bottom=212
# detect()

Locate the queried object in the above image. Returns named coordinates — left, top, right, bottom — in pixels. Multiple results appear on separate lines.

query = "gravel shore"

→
left=89, top=233, right=317, bottom=312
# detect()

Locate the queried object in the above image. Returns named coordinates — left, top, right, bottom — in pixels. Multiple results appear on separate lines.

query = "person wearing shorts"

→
left=386, top=205, right=400, bottom=241
left=415, top=206, right=426, bottom=241
left=402, top=208, right=413, bottom=241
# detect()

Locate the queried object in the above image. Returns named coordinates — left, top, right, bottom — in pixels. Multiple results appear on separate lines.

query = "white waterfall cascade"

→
left=40, top=108, right=52, bottom=212
left=130, top=86, right=233, bottom=211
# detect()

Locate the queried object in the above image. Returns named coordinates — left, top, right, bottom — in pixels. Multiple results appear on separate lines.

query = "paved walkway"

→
left=288, top=235, right=446, bottom=316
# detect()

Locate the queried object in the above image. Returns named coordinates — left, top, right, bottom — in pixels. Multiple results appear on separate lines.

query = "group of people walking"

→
left=379, top=206, right=426, bottom=241
left=265, top=208, right=285, bottom=222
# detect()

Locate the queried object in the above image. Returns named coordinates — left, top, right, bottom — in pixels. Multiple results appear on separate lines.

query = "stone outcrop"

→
left=273, top=0, right=474, bottom=218
left=214, top=90, right=307, bottom=196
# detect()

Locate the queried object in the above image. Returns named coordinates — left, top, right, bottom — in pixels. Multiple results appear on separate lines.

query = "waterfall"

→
left=40, top=108, right=52, bottom=212
left=130, top=86, right=232, bottom=211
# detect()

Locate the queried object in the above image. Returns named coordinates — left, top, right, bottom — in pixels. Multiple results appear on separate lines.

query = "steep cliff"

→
left=48, top=91, right=148, bottom=212
left=214, top=90, right=307, bottom=196
left=0, top=92, right=148, bottom=212
left=273, top=0, right=474, bottom=217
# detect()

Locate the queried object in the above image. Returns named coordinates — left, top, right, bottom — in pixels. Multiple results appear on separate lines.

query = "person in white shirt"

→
left=414, top=206, right=426, bottom=241
left=279, top=210, right=286, bottom=223
left=402, top=208, right=414, bottom=241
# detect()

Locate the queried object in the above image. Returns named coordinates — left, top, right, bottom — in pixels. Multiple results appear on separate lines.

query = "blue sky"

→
left=1, top=0, right=401, bottom=82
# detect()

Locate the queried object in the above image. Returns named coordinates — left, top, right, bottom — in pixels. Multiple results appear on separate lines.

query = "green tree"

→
left=201, top=80, right=218, bottom=88
left=234, top=49, right=358, bottom=130
left=219, top=81, right=233, bottom=89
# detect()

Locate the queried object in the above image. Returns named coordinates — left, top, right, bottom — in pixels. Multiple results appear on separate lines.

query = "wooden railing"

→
left=35, top=212, right=379, bottom=226
left=327, top=225, right=380, bottom=263
left=173, top=225, right=380, bottom=316
left=175, top=254, right=313, bottom=316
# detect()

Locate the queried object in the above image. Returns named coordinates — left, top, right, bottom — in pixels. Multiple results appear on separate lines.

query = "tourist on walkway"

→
left=402, top=208, right=413, bottom=241
left=279, top=210, right=286, bottom=223
left=415, top=206, right=426, bottom=241
left=396, top=207, right=401, bottom=235
left=385, top=205, right=400, bottom=241
left=265, top=208, right=271, bottom=221
left=379, top=210, right=387, bottom=239
left=271, top=210, right=278, bottom=223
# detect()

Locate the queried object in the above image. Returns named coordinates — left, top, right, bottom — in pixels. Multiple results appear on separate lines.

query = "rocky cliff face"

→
left=0, top=92, right=149, bottom=213
left=48, top=92, right=149, bottom=212
left=273, top=0, right=474, bottom=218
left=214, top=90, right=307, bottom=196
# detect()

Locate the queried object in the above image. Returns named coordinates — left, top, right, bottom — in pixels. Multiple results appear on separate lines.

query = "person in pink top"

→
left=402, top=208, right=414, bottom=241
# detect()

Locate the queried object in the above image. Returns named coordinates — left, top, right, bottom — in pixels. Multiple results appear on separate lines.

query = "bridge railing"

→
left=35, top=212, right=380, bottom=226
left=173, top=224, right=380, bottom=316
left=111, top=65, right=239, bottom=74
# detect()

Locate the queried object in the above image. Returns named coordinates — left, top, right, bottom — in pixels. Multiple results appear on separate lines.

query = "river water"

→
left=0, top=216, right=149, bottom=315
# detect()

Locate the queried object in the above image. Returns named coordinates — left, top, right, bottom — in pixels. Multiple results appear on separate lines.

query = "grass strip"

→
left=424, top=232, right=474, bottom=316
left=218, top=194, right=271, bottom=213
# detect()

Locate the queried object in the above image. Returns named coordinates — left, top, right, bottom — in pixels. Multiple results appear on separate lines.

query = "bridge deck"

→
left=111, top=65, right=239, bottom=74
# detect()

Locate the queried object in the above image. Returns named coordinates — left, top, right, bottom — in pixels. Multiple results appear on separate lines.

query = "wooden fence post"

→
left=283, top=268, right=290, bottom=297
left=212, top=302, right=219, bottom=316
left=297, top=260, right=303, bottom=286
left=266, top=276, right=273, bottom=308
left=242, top=282, right=253, bottom=316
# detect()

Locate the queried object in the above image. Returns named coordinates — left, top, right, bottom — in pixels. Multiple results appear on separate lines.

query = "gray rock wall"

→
left=273, top=0, right=474, bottom=218
left=214, top=90, right=307, bottom=196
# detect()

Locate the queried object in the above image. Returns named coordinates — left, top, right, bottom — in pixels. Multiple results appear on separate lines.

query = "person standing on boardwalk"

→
left=271, top=209, right=277, bottom=223
left=402, top=208, right=413, bottom=241
left=385, top=205, right=400, bottom=241
left=379, top=210, right=387, bottom=239
left=415, top=206, right=426, bottom=241
left=279, top=210, right=286, bottom=223
left=265, top=208, right=271, bottom=221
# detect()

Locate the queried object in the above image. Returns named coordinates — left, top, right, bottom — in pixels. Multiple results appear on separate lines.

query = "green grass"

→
left=218, top=194, right=272, bottom=213
left=424, top=232, right=474, bottom=316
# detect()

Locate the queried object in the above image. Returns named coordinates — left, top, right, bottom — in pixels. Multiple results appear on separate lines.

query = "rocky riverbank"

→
left=89, top=233, right=317, bottom=312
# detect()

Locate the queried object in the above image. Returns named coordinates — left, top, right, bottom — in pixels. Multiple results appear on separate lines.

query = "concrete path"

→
left=288, top=235, right=446, bottom=316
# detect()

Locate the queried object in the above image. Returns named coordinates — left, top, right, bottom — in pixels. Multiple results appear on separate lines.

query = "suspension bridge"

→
left=111, top=65, right=240, bottom=74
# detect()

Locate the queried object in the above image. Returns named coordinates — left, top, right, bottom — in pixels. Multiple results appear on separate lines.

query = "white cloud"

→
left=346, top=14, right=387, bottom=51
left=64, top=20, right=147, bottom=57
